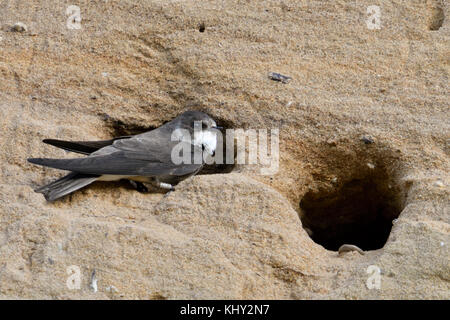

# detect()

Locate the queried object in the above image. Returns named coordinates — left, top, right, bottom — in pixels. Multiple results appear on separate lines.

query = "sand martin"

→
left=28, top=111, right=220, bottom=201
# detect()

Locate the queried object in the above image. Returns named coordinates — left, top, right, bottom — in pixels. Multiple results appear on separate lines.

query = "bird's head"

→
left=173, top=111, right=222, bottom=156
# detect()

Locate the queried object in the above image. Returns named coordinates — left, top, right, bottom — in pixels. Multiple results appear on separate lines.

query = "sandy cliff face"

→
left=0, top=0, right=448, bottom=299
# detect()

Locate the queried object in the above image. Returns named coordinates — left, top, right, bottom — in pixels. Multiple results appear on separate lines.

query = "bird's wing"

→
left=28, top=137, right=203, bottom=176
left=43, top=136, right=132, bottom=155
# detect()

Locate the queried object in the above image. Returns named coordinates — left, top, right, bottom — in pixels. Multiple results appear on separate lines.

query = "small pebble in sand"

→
left=327, top=139, right=337, bottom=146
left=338, top=244, right=365, bottom=255
left=268, top=72, right=292, bottom=84
left=367, top=163, right=375, bottom=169
left=434, top=180, right=444, bottom=188
left=11, top=22, right=27, bottom=32
left=361, top=136, right=374, bottom=144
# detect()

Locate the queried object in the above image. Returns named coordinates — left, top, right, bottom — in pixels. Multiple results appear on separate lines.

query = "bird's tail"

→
left=34, top=172, right=99, bottom=201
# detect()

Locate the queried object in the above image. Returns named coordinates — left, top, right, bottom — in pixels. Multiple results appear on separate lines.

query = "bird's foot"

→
left=129, top=180, right=148, bottom=193
left=157, top=182, right=175, bottom=198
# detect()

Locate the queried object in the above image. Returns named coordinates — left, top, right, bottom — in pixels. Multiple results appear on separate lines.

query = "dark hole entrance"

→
left=428, top=6, right=444, bottom=31
left=300, top=163, right=407, bottom=251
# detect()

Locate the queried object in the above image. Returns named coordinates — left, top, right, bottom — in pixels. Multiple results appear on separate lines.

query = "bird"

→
left=28, top=110, right=221, bottom=201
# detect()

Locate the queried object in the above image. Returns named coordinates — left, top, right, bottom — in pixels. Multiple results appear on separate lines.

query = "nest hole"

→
left=300, top=146, right=408, bottom=251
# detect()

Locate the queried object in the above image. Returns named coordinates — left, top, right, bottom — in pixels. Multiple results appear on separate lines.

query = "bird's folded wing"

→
left=30, top=126, right=203, bottom=176
left=28, top=141, right=203, bottom=176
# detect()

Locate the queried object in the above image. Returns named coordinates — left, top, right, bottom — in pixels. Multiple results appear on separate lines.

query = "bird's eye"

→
left=202, top=122, right=207, bottom=130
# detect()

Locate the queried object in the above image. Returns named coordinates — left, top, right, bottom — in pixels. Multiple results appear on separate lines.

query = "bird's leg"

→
left=128, top=180, right=148, bottom=193
left=160, top=182, right=175, bottom=198
left=158, top=182, right=175, bottom=190
left=152, top=178, right=175, bottom=192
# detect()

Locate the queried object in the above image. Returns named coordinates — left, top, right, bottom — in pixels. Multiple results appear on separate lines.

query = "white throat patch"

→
left=171, top=126, right=218, bottom=157
left=193, top=130, right=217, bottom=155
